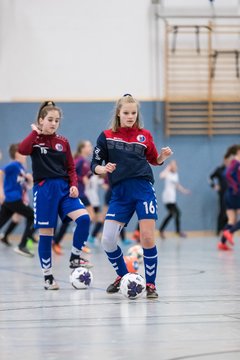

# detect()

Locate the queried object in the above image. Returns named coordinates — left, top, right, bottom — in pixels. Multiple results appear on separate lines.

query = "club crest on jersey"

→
left=55, top=143, right=63, bottom=151
left=137, top=135, right=146, bottom=142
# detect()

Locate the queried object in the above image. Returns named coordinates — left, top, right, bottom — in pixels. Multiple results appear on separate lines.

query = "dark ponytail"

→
left=36, top=100, right=61, bottom=124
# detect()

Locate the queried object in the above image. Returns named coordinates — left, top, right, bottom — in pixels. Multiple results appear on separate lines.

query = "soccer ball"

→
left=124, top=255, right=139, bottom=273
left=120, top=273, right=146, bottom=300
left=70, top=267, right=93, bottom=289
left=127, top=245, right=143, bottom=263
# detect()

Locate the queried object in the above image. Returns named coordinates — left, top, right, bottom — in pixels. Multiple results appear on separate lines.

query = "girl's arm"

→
left=91, top=132, right=116, bottom=175
left=159, top=164, right=171, bottom=179
left=176, top=183, right=191, bottom=194
left=18, top=126, right=40, bottom=155
left=65, top=141, right=78, bottom=188
left=145, top=131, right=173, bottom=165
left=24, top=172, right=34, bottom=190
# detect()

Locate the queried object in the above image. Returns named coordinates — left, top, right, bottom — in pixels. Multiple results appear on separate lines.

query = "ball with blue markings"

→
left=70, top=267, right=93, bottom=289
left=120, top=273, right=146, bottom=299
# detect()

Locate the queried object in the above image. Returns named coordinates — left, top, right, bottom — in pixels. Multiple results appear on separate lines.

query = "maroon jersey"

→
left=91, top=127, right=160, bottom=187
left=74, top=155, right=91, bottom=197
left=18, top=130, right=77, bottom=187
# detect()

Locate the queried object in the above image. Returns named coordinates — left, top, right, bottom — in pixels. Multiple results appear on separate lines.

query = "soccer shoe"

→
left=217, top=242, right=232, bottom=251
left=0, top=234, right=12, bottom=247
left=178, top=231, right=187, bottom=238
left=52, top=243, right=64, bottom=255
left=223, top=230, right=234, bottom=245
left=69, top=256, right=93, bottom=269
left=26, top=238, right=34, bottom=252
left=146, top=283, right=159, bottom=299
left=14, top=246, right=34, bottom=257
left=28, top=236, right=38, bottom=243
left=106, top=276, right=122, bottom=294
left=44, top=278, right=59, bottom=290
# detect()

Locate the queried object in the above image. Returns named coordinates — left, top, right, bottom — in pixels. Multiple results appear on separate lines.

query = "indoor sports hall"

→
left=0, top=1, right=240, bottom=360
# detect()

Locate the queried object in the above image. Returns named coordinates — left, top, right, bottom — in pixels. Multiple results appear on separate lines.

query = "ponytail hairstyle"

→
left=110, top=94, right=143, bottom=132
left=36, top=100, right=62, bottom=125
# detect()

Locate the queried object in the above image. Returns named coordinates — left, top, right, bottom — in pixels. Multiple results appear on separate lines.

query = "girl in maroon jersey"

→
left=18, top=101, right=91, bottom=290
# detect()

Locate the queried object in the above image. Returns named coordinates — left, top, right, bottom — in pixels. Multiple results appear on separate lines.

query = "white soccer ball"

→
left=70, top=267, right=93, bottom=289
left=120, top=273, right=146, bottom=300
left=127, top=245, right=144, bottom=264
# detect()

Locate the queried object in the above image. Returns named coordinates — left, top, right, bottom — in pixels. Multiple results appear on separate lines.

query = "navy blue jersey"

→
left=1, top=161, right=27, bottom=202
left=91, top=127, right=161, bottom=187
left=226, top=159, right=240, bottom=195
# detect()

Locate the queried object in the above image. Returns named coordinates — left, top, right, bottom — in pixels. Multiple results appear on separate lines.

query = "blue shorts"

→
left=105, top=178, right=158, bottom=225
left=225, top=191, right=240, bottom=210
left=33, top=178, right=85, bottom=229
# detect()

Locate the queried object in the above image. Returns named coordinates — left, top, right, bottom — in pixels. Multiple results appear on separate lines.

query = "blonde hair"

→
left=74, top=140, right=88, bottom=159
left=110, top=94, right=143, bottom=132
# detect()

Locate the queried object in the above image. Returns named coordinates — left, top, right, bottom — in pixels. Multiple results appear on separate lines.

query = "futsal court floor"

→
left=0, top=234, right=240, bottom=360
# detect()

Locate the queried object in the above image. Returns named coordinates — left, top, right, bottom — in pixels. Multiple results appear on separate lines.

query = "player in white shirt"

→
left=159, top=160, right=190, bottom=239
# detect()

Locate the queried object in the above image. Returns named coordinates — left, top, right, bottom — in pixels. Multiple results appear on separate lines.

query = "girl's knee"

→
left=76, top=214, right=90, bottom=227
left=140, top=230, right=154, bottom=246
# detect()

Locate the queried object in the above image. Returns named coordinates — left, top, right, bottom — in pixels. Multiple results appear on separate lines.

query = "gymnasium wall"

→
left=0, top=101, right=239, bottom=233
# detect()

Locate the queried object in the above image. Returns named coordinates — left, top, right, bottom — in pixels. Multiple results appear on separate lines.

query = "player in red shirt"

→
left=19, top=101, right=91, bottom=290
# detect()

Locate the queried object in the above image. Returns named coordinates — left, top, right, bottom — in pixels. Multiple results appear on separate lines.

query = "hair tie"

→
left=123, top=93, right=132, bottom=97
left=46, top=101, right=55, bottom=106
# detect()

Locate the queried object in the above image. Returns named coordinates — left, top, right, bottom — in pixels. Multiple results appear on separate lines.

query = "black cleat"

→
left=106, top=276, right=122, bottom=293
left=146, top=283, right=158, bottom=299
left=69, top=256, right=93, bottom=269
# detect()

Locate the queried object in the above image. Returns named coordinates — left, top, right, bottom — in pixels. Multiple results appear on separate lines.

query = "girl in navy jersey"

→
left=91, top=94, right=173, bottom=298
left=18, top=101, right=91, bottom=290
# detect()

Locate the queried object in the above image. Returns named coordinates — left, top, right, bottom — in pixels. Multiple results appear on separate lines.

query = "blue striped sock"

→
left=143, top=246, right=158, bottom=285
left=71, top=215, right=90, bottom=260
left=105, top=246, right=128, bottom=277
left=38, top=235, right=53, bottom=276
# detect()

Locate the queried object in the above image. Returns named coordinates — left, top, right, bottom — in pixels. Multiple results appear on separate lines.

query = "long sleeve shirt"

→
left=91, top=127, right=160, bottom=187
left=226, top=159, right=240, bottom=195
left=18, top=131, right=77, bottom=187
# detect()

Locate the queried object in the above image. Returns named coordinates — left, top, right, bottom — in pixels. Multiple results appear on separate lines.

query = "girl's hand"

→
left=105, top=162, right=116, bottom=173
left=95, top=163, right=116, bottom=175
left=157, top=147, right=173, bottom=164
left=31, top=123, right=42, bottom=134
left=69, top=186, right=79, bottom=198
